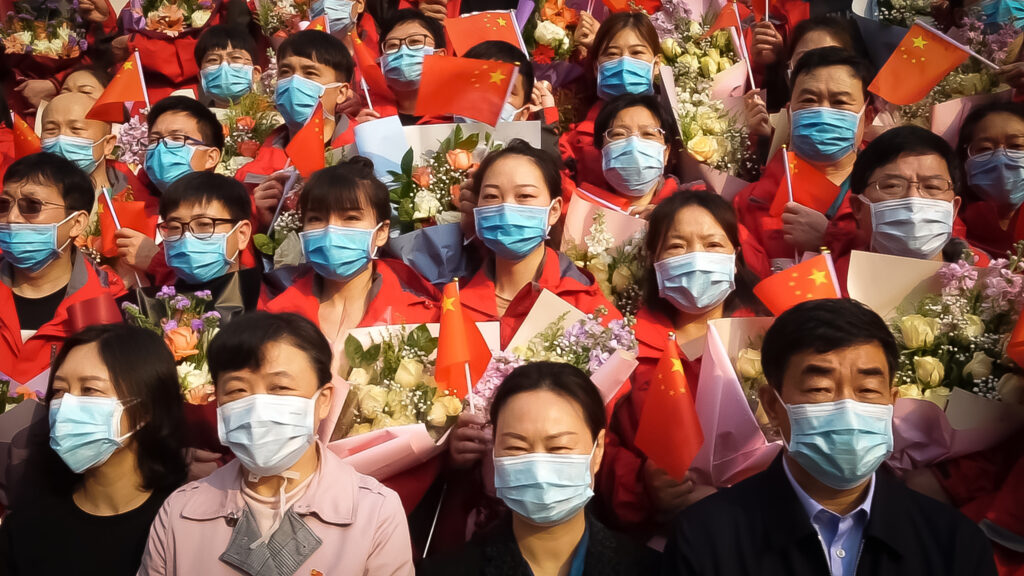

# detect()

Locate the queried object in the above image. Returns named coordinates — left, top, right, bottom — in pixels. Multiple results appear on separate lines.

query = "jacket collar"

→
left=634, top=307, right=704, bottom=361
left=0, top=249, right=94, bottom=343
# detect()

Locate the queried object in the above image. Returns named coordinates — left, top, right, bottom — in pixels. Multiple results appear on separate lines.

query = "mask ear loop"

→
left=368, top=222, right=384, bottom=259
left=54, top=211, right=85, bottom=255
left=223, top=221, right=243, bottom=264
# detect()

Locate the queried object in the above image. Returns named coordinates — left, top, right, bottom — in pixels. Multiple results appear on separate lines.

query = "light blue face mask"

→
left=201, top=62, right=254, bottom=103
left=790, top=107, right=861, bottom=164
left=602, top=136, right=665, bottom=197
left=0, top=213, right=76, bottom=273
left=862, top=196, right=954, bottom=260
left=655, top=252, right=735, bottom=314
left=967, top=148, right=1024, bottom=212
left=597, top=56, right=654, bottom=100
left=49, top=394, right=132, bottom=474
left=276, top=75, right=336, bottom=131
left=300, top=224, right=378, bottom=282
left=493, top=443, right=596, bottom=526
left=217, top=392, right=319, bottom=478
left=780, top=394, right=893, bottom=490
left=145, top=140, right=198, bottom=192
left=42, top=135, right=102, bottom=173
left=455, top=102, right=525, bottom=125
left=164, top=225, right=239, bottom=285
left=311, top=0, right=356, bottom=32
left=381, top=45, right=433, bottom=92
left=981, top=0, right=1024, bottom=27
left=474, top=202, right=552, bottom=261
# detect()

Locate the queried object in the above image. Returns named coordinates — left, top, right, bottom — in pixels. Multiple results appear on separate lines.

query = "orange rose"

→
left=164, top=326, right=200, bottom=361
left=446, top=149, right=473, bottom=171
left=146, top=3, right=185, bottom=35
left=236, top=116, right=255, bottom=131
left=412, top=166, right=432, bottom=188
left=237, top=140, right=260, bottom=158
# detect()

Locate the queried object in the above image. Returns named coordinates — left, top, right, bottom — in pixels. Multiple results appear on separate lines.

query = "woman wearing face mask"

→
left=1, top=323, right=188, bottom=575
left=560, top=12, right=661, bottom=191
left=420, top=362, right=660, bottom=576
left=138, top=312, right=415, bottom=575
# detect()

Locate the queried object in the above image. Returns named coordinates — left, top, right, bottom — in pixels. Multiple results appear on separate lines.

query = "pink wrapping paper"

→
left=560, top=194, right=647, bottom=251
left=590, top=350, right=639, bottom=405
left=326, top=424, right=449, bottom=480
left=930, top=92, right=1013, bottom=147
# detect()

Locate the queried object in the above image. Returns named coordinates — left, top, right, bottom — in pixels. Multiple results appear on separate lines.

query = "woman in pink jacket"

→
left=137, top=312, right=414, bottom=576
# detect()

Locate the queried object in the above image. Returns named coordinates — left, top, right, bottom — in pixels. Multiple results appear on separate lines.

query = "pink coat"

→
left=137, top=444, right=414, bottom=576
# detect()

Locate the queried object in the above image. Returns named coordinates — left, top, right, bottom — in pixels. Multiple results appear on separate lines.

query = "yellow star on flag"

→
left=808, top=268, right=827, bottom=286
left=671, top=358, right=684, bottom=374
left=442, top=296, right=456, bottom=312
left=496, top=16, right=508, bottom=26
left=122, top=60, right=133, bottom=70
left=912, top=35, right=928, bottom=49
left=489, top=70, right=507, bottom=84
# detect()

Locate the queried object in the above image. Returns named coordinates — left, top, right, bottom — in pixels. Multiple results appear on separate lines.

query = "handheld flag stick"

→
left=781, top=145, right=800, bottom=264
left=765, top=0, right=769, bottom=20
left=361, top=78, right=374, bottom=111
left=103, top=188, right=144, bottom=287
left=731, top=1, right=757, bottom=91
left=916, top=20, right=999, bottom=70
left=423, top=483, right=447, bottom=559
left=133, top=51, right=151, bottom=110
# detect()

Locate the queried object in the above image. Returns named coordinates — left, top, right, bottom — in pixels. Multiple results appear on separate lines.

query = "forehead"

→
left=782, top=342, right=890, bottom=384
left=43, top=93, right=96, bottom=120
left=871, top=152, right=950, bottom=176
left=612, top=105, right=658, bottom=125
left=794, top=65, right=862, bottom=94
left=150, top=110, right=203, bottom=135
left=793, top=30, right=842, bottom=56
left=3, top=178, right=62, bottom=201
left=64, top=70, right=104, bottom=89
left=973, top=112, right=1024, bottom=139
left=482, top=154, right=546, bottom=185
left=495, top=389, right=590, bottom=436
left=167, top=198, right=230, bottom=218
left=669, top=205, right=726, bottom=236
left=607, top=27, right=648, bottom=48
left=386, top=20, right=432, bottom=40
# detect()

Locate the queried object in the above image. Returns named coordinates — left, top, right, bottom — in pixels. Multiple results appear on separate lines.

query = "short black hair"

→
left=593, top=93, right=675, bottom=149
left=300, top=157, right=391, bottom=224
left=464, top=41, right=534, bottom=101
left=148, top=95, right=226, bottom=151
left=194, top=24, right=258, bottom=64
left=208, top=312, right=333, bottom=387
left=787, top=16, right=857, bottom=63
left=790, top=46, right=872, bottom=101
left=63, top=65, right=113, bottom=89
left=851, top=125, right=961, bottom=196
left=160, top=171, right=253, bottom=221
left=380, top=8, right=446, bottom=50
left=490, top=362, right=605, bottom=441
left=4, top=152, right=94, bottom=214
left=591, top=11, right=659, bottom=63
left=471, top=139, right=563, bottom=199
left=956, top=101, right=1024, bottom=164
left=761, top=299, right=898, bottom=391
left=278, top=29, right=355, bottom=83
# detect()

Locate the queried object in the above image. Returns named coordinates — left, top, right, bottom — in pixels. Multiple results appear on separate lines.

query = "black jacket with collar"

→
left=661, top=455, right=997, bottom=576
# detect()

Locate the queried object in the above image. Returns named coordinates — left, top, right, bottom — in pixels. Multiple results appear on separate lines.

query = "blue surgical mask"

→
left=597, top=56, right=654, bottom=100
left=474, top=202, right=552, bottom=261
left=217, top=393, right=319, bottom=478
left=655, top=252, right=735, bottom=314
left=381, top=46, right=433, bottom=92
left=980, top=0, right=1024, bottom=26
left=780, top=394, right=893, bottom=490
left=966, top=148, right=1024, bottom=212
left=164, top=225, right=239, bottom=285
left=145, top=141, right=198, bottom=192
left=276, top=75, right=337, bottom=131
left=49, top=394, right=133, bottom=474
left=311, top=0, right=356, bottom=32
left=200, top=62, right=254, bottom=102
left=861, top=196, right=954, bottom=260
left=0, top=213, right=76, bottom=273
left=790, top=107, right=861, bottom=164
left=300, top=224, right=379, bottom=282
left=42, top=135, right=102, bottom=173
left=602, top=136, right=665, bottom=197
left=494, top=443, right=596, bottom=526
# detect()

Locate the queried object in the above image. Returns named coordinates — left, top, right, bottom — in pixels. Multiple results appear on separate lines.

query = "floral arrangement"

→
left=124, top=0, right=214, bottom=37
left=218, top=91, right=281, bottom=174
left=876, top=0, right=936, bottom=27
left=1, top=379, right=38, bottom=413
left=529, top=0, right=580, bottom=63
left=338, top=325, right=464, bottom=439
left=1, top=1, right=87, bottom=60
left=564, top=211, right=645, bottom=317
left=114, top=114, right=149, bottom=168
left=252, top=0, right=310, bottom=40
left=733, top=346, right=766, bottom=404
left=253, top=203, right=303, bottom=264
left=122, top=287, right=222, bottom=404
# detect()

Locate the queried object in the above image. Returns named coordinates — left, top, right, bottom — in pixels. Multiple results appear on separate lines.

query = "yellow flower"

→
left=736, top=348, right=763, bottom=381
left=347, top=367, right=371, bottom=386
left=962, top=351, right=994, bottom=380
left=914, top=356, right=945, bottom=388
left=997, top=373, right=1024, bottom=405
left=426, top=402, right=448, bottom=427
left=394, top=359, right=424, bottom=388
left=923, top=386, right=952, bottom=409
left=661, top=38, right=682, bottom=61
left=963, top=315, right=985, bottom=338
left=611, top=266, right=633, bottom=292
left=699, top=55, right=719, bottom=77
left=437, top=394, right=463, bottom=416
left=687, top=135, right=724, bottom=164
left=900, top=314, right=938, bottom=349
left=348, top=422, right=373, bottom=437
left=357, top=385, right=389, bottom=419
left=897, top=383, right=923, bottom=400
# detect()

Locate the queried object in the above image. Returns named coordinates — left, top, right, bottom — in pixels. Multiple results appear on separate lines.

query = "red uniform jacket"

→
left=559, top=102, right=609, bottom=191
left=961, top=201, right=1021, bottom=259
left=573, top=176, right=686, bottom=213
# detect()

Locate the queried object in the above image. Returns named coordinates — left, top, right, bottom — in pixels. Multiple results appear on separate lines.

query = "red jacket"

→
left=559, top=102, right=608, bottom=191
left=961, top=201, right=1021, bottom=259
left=573, top=176, right=687, bottom=213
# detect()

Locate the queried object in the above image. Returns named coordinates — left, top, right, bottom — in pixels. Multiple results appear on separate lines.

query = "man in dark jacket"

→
left=661, top=298, right=997, bottom=576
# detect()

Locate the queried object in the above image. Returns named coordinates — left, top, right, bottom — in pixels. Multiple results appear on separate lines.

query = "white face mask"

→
left=216, top=391, right=320, bottom=478
left=860, top=196, right=954, bottom=260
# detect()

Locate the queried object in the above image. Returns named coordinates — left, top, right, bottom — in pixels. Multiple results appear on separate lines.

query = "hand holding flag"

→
left=436, top=281, right=492, bottom=404
left=753, top=252, right=841, bottom=315
left=768, top=146, right=840, bottom=218
left=285, top=103, right=326, bottom=179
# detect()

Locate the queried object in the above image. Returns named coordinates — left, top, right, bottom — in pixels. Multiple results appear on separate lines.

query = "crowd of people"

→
left=0, top=0, right=1023, bottom=574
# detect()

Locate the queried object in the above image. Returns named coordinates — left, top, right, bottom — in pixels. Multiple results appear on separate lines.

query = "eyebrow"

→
left=857, top=366, right=887, bottom=377
left=500, top=431, right=580, bottom=441
left=800, top=363, right=836, bottom=377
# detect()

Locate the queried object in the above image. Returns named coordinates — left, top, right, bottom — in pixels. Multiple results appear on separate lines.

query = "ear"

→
left=101, top=133, right=117, bottom=158
left=251, top=66, right=262, bottom=86
left=67, top=210, right=90, bottom=239
left=758, top=384, right=784, bottom=429
left=434, top=48, right=446, bottom=56
left=590, top=429, right=606, bottom=478
left=890, top=386, right=900, bottom=403
left=547, top=197, right=563, bottom=227
left=315, top=383, right=335, bottom=423
left=234, top=219, right=253, bottom=251
left=951, top=195, right=962, bottom=218
left=335, top=82, right=353, bottom=108
left=200, top=147, right=221, bottom=171
left=352, top=0, right=365, bottom=15
left=373, top=221, right=390, bottom=249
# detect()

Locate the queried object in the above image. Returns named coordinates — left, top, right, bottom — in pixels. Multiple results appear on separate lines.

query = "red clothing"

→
left=559, top=102, right=608, bottom=191
left=961, top=201, right=1021, bottom=259
left=573, top=176, right=686, bottom=213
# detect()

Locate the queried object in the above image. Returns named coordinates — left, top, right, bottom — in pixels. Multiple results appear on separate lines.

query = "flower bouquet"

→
left=529, top=0, right=579, bottom=63
left=114, top=115, right=149, bottom=170
left=1, top=0, right=87, bottom=80
left=876, top=0, right=936, bottom=27
left=122, top=0, right=217, bottom=39
left=0, top=379, right=38, bottom=414
left=250, top=0, right=310, bottom=41
left=218, top=92, right=282, bottom=175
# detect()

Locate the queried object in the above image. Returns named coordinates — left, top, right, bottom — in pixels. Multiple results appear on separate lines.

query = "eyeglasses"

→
left=604, top=126, right=666, bottom=143
left=967, top=141, right=1024, bottom=161
left=146, top=134, right=208, bottom=150
left=381, top=34, right=433, bottom=55
left=158, top=217, right=238, bottom=241
left=869, top=176, right=953, bottom=199
left=0, top=196, right=66, bottom=217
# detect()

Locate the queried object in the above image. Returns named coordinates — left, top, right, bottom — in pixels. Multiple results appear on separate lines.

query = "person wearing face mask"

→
left=138, top=312, right=415, bottom=575
left=420, top=362, right=660, bottom=576
left=194, top=25, right=263, bottom=109
left=373, top=10, right=451, bottom=125
left=662, top=298, right=998, bottom=576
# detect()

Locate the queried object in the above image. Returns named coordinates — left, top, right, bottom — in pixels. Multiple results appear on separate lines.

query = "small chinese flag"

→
left=307, top=15, right=329, bottom=32
left=634, top=334, right=704, bottom=481
left=88, top=52, right=148, bottom=122
left=444, top=11, right=523, bottom=56
left=351, top=30, right=392, bottom=99
left=285, top=103, right=326, bottom=179
left=1007, top=313, right=1024, bottom=367
left=99, top=196, right=150, bottom=259
left=413, top=55, right=517, bottom=125
left=435, top=280, right=492, bottom=400
left=702, top=1, right=751, bottom=39
left=768, top=148, right=840, bottom=218
left=753, top=252, right=841, bottom=316
left=868, top=23, right=969, bottom=106
left=11, top=113, right=40, bottom=159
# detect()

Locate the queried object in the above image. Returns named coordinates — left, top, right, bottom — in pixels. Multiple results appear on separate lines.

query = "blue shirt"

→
left=783, top=458, right=874, bottom=576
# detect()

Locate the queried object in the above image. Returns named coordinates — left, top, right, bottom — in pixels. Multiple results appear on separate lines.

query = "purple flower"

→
left=194, top=290, right=213, bottom=300
left=172, top=295, right=190, bottom=310
left=163, top=319, right=179, bottom=332
left=201, top=311, right=222, bottom=320
left=120, top=302, right=140, bottom=313
left=156, top=285, right=177, bottom=299
left=191, top=319, right=205, bottom=332
left=937, top=260, right=978, bottom=293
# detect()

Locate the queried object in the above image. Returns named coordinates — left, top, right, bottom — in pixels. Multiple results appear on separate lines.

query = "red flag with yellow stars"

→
left=768, top=147, right=839, bottom=218
left=307, top=15, right=329, bottom=32
left=753, top=252, right=841, bottom=316
left=868, top=23, right=969, bottom=106
left=11, top=113, right=40, bottom=159
left=444, top=11, right=524, bottom=56
left=88, top=52, right=148, bottom=122
left=634, top=334, right=703, bottom=481
left=700, top=1, right=751, bottom=39
left=285, top=103, right=325, bottom=179
left=350, top=30, right=393, bottom=100
left=413, top=55, right=517, bottom=125
left=435, top=281, right=492, bottom=400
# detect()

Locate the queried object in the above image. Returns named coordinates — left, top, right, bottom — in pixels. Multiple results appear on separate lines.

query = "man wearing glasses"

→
left=377, top=9, right=447, bottom=125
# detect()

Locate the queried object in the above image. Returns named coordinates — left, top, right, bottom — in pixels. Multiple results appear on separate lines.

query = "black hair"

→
left=464, top=40, right=535, bottom=102
left=593, top=93, right=675, bottom=149
left=160, top=171, right=253, bottom=221
left=62, top=65, right=113, bottom=90
left=851, top=125, right=961, bottom=196
left=789, top=46, right=873, bottom=101
left=46, top=324, right=188, bottom=493
left=590, top=11, right=660, bottom=63
left=380, top=8, right=446, bottom=50
left=471, top=139, right=563, bottom=199
left=643, top=189, right=764, bottom=319
left=787, top=16, right=857, bottom=64
left=208, top=312, right=333, bottom=387
left=194, top=24, right=259, bottom=64
left=956, top=101, right=1024, bottom=165
left=3, top=152, right=94, bottom=214
left=490, top=362, right=605, bottom=441
left=761, top=299, right=898, bottom=391
left=278, top=29, right=355, bottom=83
left=300, top=157, right=391, bottom=224
left=148, top=95, right=226, bottom=151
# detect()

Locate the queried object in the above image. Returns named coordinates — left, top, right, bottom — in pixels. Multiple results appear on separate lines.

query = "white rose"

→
left=191, top=9, right=212, bottom=27
left=437, top=394, right=463, bottom=416
left=348, top=367, right=372, bottom=386
left=534, top=20, right=567, bottom=48
left=183, top=368, right=210, bottom=390
left=997, top=373, right=1024, bottom=405
left=394, top=359, right=425, bottom=388
left=348, top=422, right=373, bottom=437
left=963, top=314, right=985, bottom=338
left=962, top=352, right=994, bottom=381
left=914, top=356, right=945, bottom=388
left=611, top=266, right=633, bottom=292
left=897, top=383, right=923, bottom=400
left=923, top=386, right=952, bottom=409
left=426, top=402, right=448, bottom=427
left=412, top=191, right=442, bottom=220
left=900, top=314, right=938, bottom=349
left=357, top=385, right=389, bottom=419
left=735, top=348, right=763, bottom=381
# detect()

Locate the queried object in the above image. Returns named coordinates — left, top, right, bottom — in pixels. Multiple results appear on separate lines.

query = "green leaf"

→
left=406, top=324, right=438, bottom=355
left=400, top=147, right=415, bottom=174
left=252, top=233, right=275, bottom=255
left=344, top=334, right=365, bottom=367
left=457, top=133, right=479, bottom=151
left=364, top=342, right=382, bottom=364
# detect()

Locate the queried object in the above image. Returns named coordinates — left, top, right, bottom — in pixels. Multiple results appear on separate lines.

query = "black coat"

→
left=419, top=512, right=660, bottom=576
left=661, top=456, right=997, bottom=576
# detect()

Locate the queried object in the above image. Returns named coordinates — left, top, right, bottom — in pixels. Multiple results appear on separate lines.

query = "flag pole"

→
left=453, top=279, right=477, bottom=414
left=586, top=0, right=594, bottom=14
left=781, top=145, right=800, bottom=265
left=731, top=1, right=757, bottom=91
left=133, top=50, right=151, bottom=110
left=765, top=0, right=769, bottom=20
left=915, top=19, right=999, bottom=70
left=103, top=188, right=144, bottom=287
left=361, top=78, right=374, bottom=111
left=422, top=482, right=447, bottom=559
